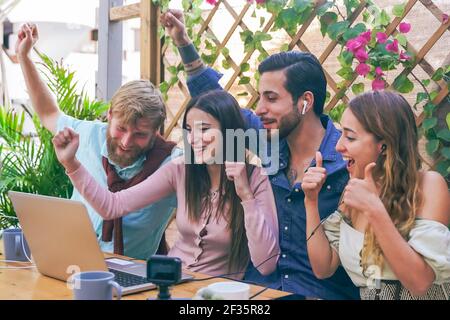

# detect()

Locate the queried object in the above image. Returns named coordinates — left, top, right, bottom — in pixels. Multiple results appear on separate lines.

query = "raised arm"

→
left=160, top=10, right=222, bottom=97
left=52, top=128, right=177, bottom=219
left=160, top=10, right=263, bottom=130
left=303, top=152, right=341, bottom=279
left=16, top=24, right=61, bottom=134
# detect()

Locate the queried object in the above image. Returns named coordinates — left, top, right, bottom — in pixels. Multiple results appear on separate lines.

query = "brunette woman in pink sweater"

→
left=53, top=90, right=280, bottom=278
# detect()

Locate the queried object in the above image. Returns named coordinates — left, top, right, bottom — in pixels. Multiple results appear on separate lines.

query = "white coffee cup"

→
left=206, top=281, right=250, bottom=300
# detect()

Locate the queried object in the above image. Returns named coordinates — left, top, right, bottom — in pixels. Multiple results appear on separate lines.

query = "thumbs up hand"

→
left=342, top=162, right=383, bottom=216
left=303, top=152, right=327, bottom=202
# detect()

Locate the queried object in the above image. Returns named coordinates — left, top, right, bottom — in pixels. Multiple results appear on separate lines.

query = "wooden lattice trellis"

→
left=106, top=0, right=450, bottom=142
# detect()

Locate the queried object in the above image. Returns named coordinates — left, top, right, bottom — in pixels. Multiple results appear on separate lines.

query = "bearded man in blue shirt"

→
left=161, top=10, right=359, bottom=300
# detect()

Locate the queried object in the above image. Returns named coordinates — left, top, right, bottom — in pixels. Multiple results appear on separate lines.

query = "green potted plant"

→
left=0, top=53, right=108, bottom=232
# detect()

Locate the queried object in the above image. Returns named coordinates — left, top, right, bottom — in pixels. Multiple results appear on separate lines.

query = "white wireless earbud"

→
left=302, top=101, right=308, bottom=115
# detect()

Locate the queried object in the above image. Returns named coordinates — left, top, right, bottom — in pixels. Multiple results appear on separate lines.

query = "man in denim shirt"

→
left=161, top=10, right=358, bottom=300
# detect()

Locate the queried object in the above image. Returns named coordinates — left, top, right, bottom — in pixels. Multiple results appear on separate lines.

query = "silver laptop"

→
left=8, top=191, right=193, bottom=295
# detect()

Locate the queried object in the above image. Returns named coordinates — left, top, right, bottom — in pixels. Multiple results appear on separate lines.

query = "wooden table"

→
left=0, top=240, right=290, bottom=300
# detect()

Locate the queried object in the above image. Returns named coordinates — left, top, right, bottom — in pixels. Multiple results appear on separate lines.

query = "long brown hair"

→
left=182, top=90, right=251, bottom=273
left=348, top=90, right=423, bottom=274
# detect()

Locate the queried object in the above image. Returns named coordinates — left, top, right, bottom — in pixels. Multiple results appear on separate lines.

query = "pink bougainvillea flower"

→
left=386, top=39, right=399, bottom=53
left=399, top=22, right=411, bottom=33
left=206, top=0, right=218, bottom=5
left=399, top=51, right=411, bottom=61
left=360, top=30, right=372, bottom=43
left=356, top=63, right=370, bottom=77
left=345, top=37, right=365, bottom=53
left=372, top=78, right=386, bottom=91
left=255, top=0, right=266, bottom=3
left=354, top=48, right=369, bottom=63
left=375, top=66, right=384, bottom=77
left=443, top=14, right=449, bottom=24
left=376, top=32, right=387, bottom=44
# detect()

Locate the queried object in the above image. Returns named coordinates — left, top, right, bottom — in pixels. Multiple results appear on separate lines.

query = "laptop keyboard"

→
left=109, top=269, right=154, bottom=287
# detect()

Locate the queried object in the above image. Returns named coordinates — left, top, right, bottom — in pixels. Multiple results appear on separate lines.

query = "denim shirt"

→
left=188, top=67, right=359, bottom=300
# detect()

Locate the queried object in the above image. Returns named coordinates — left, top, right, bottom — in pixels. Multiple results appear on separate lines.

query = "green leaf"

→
left=435, top=160, right=450, bottom=177
left=343, top=23, right=367, bottom=42
left=265, top=0, right=288, bottom=14
left=257, top=51, right=269, bottom=63
left=221, top=47, right=230, bottom=57
left=169, top=75, right=178, bottom=86
left=336, top=80, right=347, bottom=90
left=422, top=117, right=438, bottom=130
left=297, top=6, right=314, bottom=26
left=240, top=30, right=254, bottom=43
left=337, top=50, right=354, bottom=67
left=328, top=103, right=347, bottom=123
left=447, top=113, right=450, bottom=129
left=277, top=8, right=298, bottom=31
left=437, top=129, right=450, bottom=142
left=181, top=0, right=191, bottom=11
left=222, top=59, right=231, bottom=70
left=254, top=31, right=272, bottom=42
left=327, top=21, right=350, bottom=40
left=424, top=102, right=436, bottom=115
left=432, top=68, right=444, bottom=81
left=205, top=39, right=214, bottom=51
left=280, top=43, right=289, bottom=52
left=244, top=41, right=255, bottom=53
left=319, top=12, right=338, bottom=37
left=441, top=147, right=450, bottom=160
left=325, top=90, right=331, bottom=103
left=393, top=74, right=414, bottom=93
left=422, top=79, right=431, bottom=87
left=362, top=11, right=371, bottom=23
left=395, top=34, right=407, bottom=47
left=416, top=92, right=428, bottom=104
left=316, top=1, right=333, bottom=17
left=430, top=91, right=438, bottom=101
left=344, top=0, right=360, bottom=17
left=167, top=66, right=177, bottom=75
left=375, top=9, right=391, bottom=27
left=238, top=76, right=251, bottom=85
left=445, top=65, right=450, bottom=74
left=201, top=53, right=217, bottom=65
left=426, top=139, right=440, bottom=155
left=337, top=66, right=354, bottom=80
left=352, top=83, right=365, bottom=95
left=240, top=63, right=250, bottom=73
left=392, top=2, right=406, bottom=18
left=260, top=16, right=266, bottom=28
left=294, top=0, right=313, bottom=13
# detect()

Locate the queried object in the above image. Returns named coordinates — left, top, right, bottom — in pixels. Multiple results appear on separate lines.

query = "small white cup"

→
left=207, top=281, right=250, bottom=300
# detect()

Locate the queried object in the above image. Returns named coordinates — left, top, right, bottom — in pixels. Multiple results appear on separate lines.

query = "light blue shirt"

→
left=57, top=114, right=178, bottom=260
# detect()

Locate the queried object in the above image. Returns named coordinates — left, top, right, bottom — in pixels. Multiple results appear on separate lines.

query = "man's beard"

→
left=274, top=106, right=302, bottom=140
left=106, top=130, right=154, bottom=168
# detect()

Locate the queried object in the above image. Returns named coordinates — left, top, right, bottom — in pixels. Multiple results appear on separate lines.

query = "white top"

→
left=323, top=211, right=450, bottom=287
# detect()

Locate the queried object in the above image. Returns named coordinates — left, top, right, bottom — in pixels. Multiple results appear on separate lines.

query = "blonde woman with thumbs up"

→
left=303, top=90, right=450, bottom=300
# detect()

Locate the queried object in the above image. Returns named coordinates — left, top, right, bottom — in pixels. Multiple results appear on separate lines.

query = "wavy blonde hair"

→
left=110, top=80, right=166, bottom=131
left=348, top=91, right=423, bottom=274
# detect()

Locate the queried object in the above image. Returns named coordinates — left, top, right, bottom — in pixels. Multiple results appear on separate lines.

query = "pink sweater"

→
left=67, top=157, right=280, bottom=277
